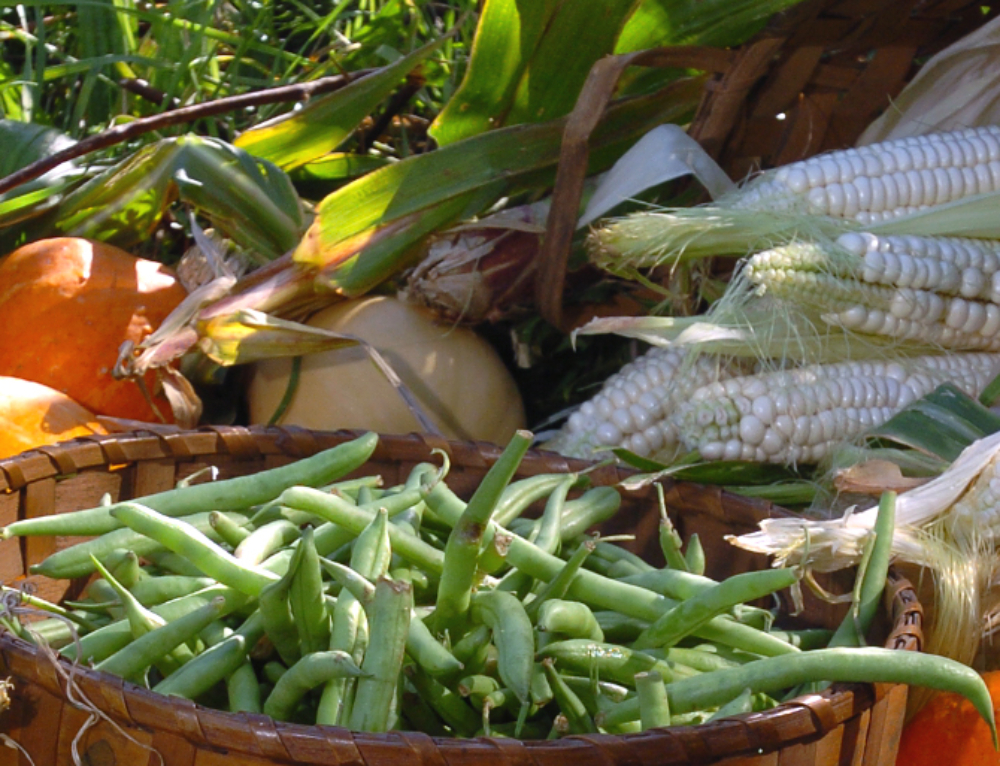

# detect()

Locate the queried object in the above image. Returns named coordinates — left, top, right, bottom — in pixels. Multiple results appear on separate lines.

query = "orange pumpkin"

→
left=896, top=670, right=1000, bottom=765
left=0, top=238, right=188, bottom=422
left=0, top=377, right=106, bottom=459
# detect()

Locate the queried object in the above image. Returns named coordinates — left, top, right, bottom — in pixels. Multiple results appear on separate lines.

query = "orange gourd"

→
left=0, top=238, right=188, bottom=422
left=896, top=670, right=1000, bottom=765
left=0, top=377, right=106, bottom=459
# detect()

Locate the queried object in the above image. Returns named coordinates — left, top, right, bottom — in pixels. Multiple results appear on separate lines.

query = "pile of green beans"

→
left=4, top=431, right=996, bottom=742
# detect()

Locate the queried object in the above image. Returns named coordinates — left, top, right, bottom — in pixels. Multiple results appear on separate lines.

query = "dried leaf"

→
left=832, top=459, right=929, bottom=496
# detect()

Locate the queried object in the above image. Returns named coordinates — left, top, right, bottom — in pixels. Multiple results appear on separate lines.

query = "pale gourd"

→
left=247, top=296, right=527, bottom=443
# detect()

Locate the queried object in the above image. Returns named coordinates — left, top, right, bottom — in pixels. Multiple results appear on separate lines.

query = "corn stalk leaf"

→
left=234, top=36, right=446, bottom=170
left=616, top=0, right=807, bottom=53
left=0, top=120, right=82, bottom=198
left=429, top=0, right=640, bottom=147
left=864, top=384, right=1000, bottom=462
left=51, top=135, right=305, bottom=259
left=295, top=76, right=706, bottom=297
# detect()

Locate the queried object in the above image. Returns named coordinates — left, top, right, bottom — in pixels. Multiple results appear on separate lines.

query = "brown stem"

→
left=0, top=68, right=376, bottom=196
left=117, top=78, right=180, bottom=109
left=357, top=72, right=426, bottom=154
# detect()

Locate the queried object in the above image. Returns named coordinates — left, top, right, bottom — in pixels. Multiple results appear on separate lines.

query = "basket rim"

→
left=0, top=425, right=925, bottom=764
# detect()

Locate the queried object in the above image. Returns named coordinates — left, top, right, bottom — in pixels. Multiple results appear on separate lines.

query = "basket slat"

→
left=0, top=427, right=922, bottom=766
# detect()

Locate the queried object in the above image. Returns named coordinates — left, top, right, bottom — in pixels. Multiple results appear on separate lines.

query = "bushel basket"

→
left=0, top=426, right=922, bottom=766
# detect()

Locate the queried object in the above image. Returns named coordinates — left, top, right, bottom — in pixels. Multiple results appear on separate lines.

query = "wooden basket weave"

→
left=688, top=0, right=999, bottom=179
left=0, top=427, right=923, bottom=766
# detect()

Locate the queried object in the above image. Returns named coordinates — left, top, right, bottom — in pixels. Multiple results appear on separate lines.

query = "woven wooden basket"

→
left=0, top=426, right=923, bottom=766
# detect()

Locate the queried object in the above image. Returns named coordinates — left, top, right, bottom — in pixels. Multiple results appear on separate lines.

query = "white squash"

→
left=247, top=296, right=527, bottom=443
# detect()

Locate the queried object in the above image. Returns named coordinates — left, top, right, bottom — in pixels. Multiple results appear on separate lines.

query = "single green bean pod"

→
left=348, top=578, right=413, bottom=733
left=470, top=590, right=534, bottom=705
left=434, top=431, right=532, bottom=633
left=263, top=650, right=367, bottom=721
left=636, top=671, right=671, bottom=730
left=109, top=503, right=279, bottom=597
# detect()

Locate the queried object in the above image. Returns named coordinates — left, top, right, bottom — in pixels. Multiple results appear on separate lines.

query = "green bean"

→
left=706, top=687, right=753, bottom=721
left=228, top=662, right=263, bottom=714
left=109, top=503, right=279, bottom=597
left=543, top=658, right=595, bottom=734
left=61, top=583, right=251, bottom=663
left=590, top=541, right=655, bottom=574
left=259, top=546, right=303, bottom=666
left=538, top=639, right=679, bottom=687
left=632, top=567, right=801, bottom=650
left=319, top=560, right=463, bottom=681
left=524, top=540, right=595, bottom=623
left=470, top=590, right=534, bottom=704
left=617, top=569, right=724, bottom=602
left=155, top=612, right=264, bottom=701
left=399, top=689, right=449, bottom=737
left=404, top=664, right=481, bottom=737
left=21, top=617, right=76, bottom=649
left=658, top=488, right=689, bottom=572
left=288, top=527, right=331, bottom=656
left=96, top=596, right=227, bottom=682
left=767, top=628, right=834, bottom=650
left=145, top=550, right=212, bottom=578
left=263, top=650, right=367, bottom=722
left=128, top=576, right=216, bottom=607
left=636, top=671, right=671, bottom=730
left=391, top=567, right=430, bottom=594
left=317, top=507, right=391, bottom=727
left=494, top=473, right=587, bottom=528
left=647, top=646, right=740, bottom=673
left=458, top=674, right=500, bottom=709
left=89, top=555, right=197, bottom=675
left=153, top=634, right=248, bottom=699
left=4, top=432, right=380, bottom=538
left=30, top=512, right=249, bottom=580
left=593, top=611, right=647, bottom=644
left=348, top=578, right=413, bottom=732
left=476, top=531, right=512, bottom=575
left=537, top=600, right=604, bottom=642
left=532, top=476, right=578, bottom=555
left=606, top=560, right=644, bottom=578
left=262, top=661, right=288, bottom=685
left=561, top=675, right=630, bottom=706
left=434, top=431, right=532, bottom=632
left=108, top=551, right=147, bottom=588
left=832, top=491, right=897, bottom=649
left=209, top=511, right=250, bottom=548
left=279, top=487, right=444, bottom=574
left=89, top=557, right=165, bottom=640
left=684, top=533, right=706, bottom=576
left=451, top=625, right=491, bottom=673
left=598, top=648, right=998, bottom=741
left=555, top=487, right=623, bottom=542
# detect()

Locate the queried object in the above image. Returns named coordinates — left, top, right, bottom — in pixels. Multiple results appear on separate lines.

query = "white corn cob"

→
left=672, top=353, right=1000, bottom=465
left=745, top=233, right=1000, bottom=351
left=542, top=348, right=754, bottom=460
left=734, top=126, right=1000, bottom=223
